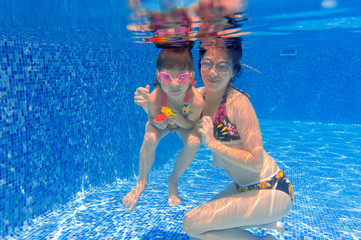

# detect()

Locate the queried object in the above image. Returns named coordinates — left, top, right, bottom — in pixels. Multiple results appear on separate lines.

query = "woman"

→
left=183, top=38, right=294, bottom=239
left=134, top=38, right=293, bottom=239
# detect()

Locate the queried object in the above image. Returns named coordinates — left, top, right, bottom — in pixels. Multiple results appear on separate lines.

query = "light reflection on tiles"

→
left=5, top=120, right=361, bottom=239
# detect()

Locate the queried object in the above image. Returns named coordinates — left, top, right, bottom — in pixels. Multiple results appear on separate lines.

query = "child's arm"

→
left=168, top=88, right=204, bottom=129
left=148, top=87, right=168, bottom=129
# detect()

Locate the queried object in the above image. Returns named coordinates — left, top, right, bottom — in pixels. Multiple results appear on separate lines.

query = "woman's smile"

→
left=208, top=77, right=220, bottom=83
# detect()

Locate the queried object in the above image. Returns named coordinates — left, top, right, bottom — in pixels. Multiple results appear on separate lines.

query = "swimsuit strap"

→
left=200, top=85, right=228, bottom=118
left=161, top=89, right=191, bottom=115
left=182, top=88, right=191, bottom=115
left=184, top=88, right=189, bottom=104
left=220, top=87, right=230, bottom=104
left=212, top=83, right=241, bottom=141
left=161, top=91, right=167, bottom=107
left=230, top=85, right=250, bottom=98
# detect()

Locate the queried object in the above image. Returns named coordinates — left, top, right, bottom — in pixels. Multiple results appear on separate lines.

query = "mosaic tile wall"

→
left=239, top=39, right=361, bottom=124
left=1, top=1, right=359, bottom=239
left=1, top=29, right=361, bottom=240
left=0, top=37, right=184, bottom=237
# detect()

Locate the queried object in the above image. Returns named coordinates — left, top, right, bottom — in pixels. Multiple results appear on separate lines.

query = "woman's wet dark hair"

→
left=198, top=38, right=243, bottom=81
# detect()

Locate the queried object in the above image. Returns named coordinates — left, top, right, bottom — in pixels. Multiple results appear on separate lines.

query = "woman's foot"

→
left=261, top=221, right=285, bottom=232
left=262, top=234, right=276, bottom=240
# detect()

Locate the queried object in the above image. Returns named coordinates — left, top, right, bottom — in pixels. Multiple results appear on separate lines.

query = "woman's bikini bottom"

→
left=235, top=169, right=294, bottom=202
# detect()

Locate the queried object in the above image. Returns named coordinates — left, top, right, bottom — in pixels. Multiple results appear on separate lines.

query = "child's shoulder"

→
left=190, top=87, right=204, bottom=107
left=196, top=86, right=206, bottom=95
left=149, top=86, right=162, bottom=103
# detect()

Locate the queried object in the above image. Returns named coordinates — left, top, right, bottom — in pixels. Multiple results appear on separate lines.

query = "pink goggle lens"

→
left=158, top=72, right=191, bottom=83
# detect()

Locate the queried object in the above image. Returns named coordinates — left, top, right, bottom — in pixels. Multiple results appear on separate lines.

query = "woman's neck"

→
left=204, top=84, right=228, bottom=103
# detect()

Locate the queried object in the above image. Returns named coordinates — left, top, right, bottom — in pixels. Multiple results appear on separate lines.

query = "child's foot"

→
left=167, top=179, right=181, bottom=206
left=122, top=183, right=145, bottom=211
left=168, top=195, right=181, bottom=206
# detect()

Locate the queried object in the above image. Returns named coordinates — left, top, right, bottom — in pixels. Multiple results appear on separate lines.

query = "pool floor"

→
left=6, top=120, right=361, bottom=240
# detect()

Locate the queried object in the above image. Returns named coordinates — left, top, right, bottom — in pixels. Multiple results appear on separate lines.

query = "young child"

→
left=123, top=47, right=204, bottom=211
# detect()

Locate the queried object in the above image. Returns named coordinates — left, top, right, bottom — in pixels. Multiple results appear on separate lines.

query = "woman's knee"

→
left=183, top=211, right=199, bottom=237
left=183, top=205, right=211, bottom=237
left=275, top=191, right=293, bottom=218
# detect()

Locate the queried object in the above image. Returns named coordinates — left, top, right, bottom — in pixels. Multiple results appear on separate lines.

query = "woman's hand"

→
left=198, top=116, right=216, bottom=148
left=134, top=85, right=150, bottom=108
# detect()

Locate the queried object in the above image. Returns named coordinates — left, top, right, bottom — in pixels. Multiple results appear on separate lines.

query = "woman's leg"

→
left=210, top=182, right=238, bottom=201
left=210, top=184, right=285, bottom=232
left=167, top=127, right=201, bottom=206
left=183, top=189, right=292, bottom=240
left=123, top=122, right=169, bottom=211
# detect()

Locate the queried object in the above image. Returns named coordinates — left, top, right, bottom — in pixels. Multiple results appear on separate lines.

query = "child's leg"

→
left=168, top=127, right=201, bottom=206
left=123, top=122, right=169, bottom=211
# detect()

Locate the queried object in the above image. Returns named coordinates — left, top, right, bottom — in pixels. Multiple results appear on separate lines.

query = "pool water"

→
left=5, top=120, right=361, bottom=239
left=1, top=0, right=361, bottom=239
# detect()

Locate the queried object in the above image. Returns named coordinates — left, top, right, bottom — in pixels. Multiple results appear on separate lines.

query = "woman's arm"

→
left=198, top=93, right=264, bottom=173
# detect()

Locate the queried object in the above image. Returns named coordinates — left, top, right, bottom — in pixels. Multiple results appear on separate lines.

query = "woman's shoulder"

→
left=227, top=87, right=256, bottom=119
left=228, top=87, right=251, bottom=106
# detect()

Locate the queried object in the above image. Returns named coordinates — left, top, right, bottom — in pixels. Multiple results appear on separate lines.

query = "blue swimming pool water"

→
left=5, top=120, right=361, bottom=239
left=1, top=0, right=361, bottom=239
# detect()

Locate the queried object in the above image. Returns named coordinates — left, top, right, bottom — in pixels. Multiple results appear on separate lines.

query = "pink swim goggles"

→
left=157, top=71, right=192, bottom=83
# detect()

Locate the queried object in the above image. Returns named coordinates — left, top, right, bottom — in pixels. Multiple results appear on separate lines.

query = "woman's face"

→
left=201, top=48, right=235, bottom=92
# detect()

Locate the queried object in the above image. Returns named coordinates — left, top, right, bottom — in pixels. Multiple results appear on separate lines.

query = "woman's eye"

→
left=218, top=65, right=226, bottom=71
left=202, top=61, right=212, bottom=68
left=217, top=63, right=229, bottom=71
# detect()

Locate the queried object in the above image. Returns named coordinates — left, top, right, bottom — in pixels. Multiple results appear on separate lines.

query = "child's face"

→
left=157, top=68, right=193, bottom=98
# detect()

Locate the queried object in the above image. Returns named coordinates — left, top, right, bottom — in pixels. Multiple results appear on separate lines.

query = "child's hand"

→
left=167, top=110, right=180, bottom=126
left=153, top=118, right=168, bottom=129
left=134, top=85, right=149, bottom=108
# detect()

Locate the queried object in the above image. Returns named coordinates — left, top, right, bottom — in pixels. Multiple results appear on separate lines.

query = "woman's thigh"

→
left=183, top=189, right=292, bottom=236
left=210, top=182, right=239, bottom=201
